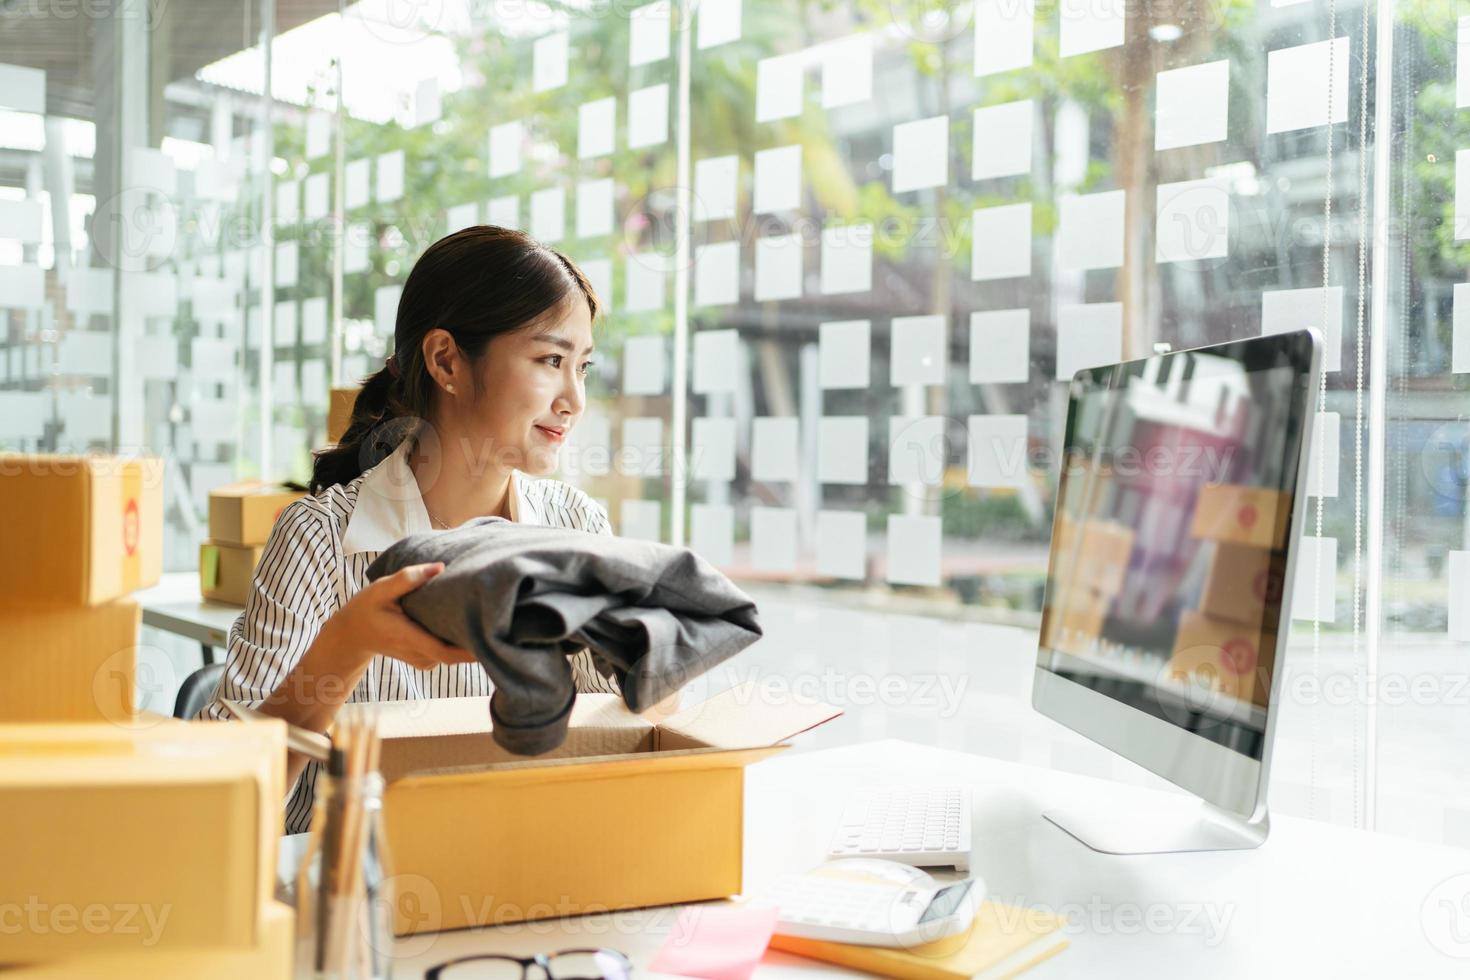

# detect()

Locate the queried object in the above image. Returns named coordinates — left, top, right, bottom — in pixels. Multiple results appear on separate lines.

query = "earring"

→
left=446, top=383, right=456, bottom=394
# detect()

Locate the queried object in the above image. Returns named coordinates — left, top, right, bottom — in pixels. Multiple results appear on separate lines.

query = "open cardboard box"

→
left=347, top=682, right=841, bottom=936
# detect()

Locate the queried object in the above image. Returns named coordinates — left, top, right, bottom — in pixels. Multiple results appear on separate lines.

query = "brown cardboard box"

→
left=1189, top=484, right=1291, bottom=550
left=0, top=454, right=163, bottom=606
left=1199, top=541, right=1283, bottom=626
left=0, top=901, right=294, bottom=979
left=327, top=386, right=358, bottom=444
left=1168, top=610, right=1275, bottom=707
left=200, top=541, right=265, bottom=606
left=0, top=599, right=138, bottom=723
left=208, top=481, right=306, bottom=546
left=0, top=719, right=286, bottom=958
left=364, top=684, right=841, bottom=935
left=1050, top=515, right=1135, bottom=597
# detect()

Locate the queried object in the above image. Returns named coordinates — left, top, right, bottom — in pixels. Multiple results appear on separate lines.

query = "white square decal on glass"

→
left=629, top=1, right=670, bottom=66
left=756, top=52, right=804, bottom=122
left=693, top=329, right=739, bottom=394
left=754, top=234, right=803, bottom=301
left=971, top=203, right=1032, bottom=280
left=1058, top=190, right=1124, bottom=270
left=1156, top=178, right=1229, bottom=263
left=1058, top=0, right=1125, bottom=58
left=694, top=155, right=738, bottom=222
left=820, top=319, right=870, bottom=389
left=621, top=417, right=664, bottom=477
left=345, top=159, right=370, bottom=209
left=972, top=100, right=1033, bottom=180
left=578, top=98, right=615, bottom=159
left=751, top=507, right=798, bottom=574
left=1261, top=286, right=1343, bottom=372
left=0, top=63, right=46, bottom=114
left=575, top=179, right=615, bottom=239
left=619, top=499, right=662, bottom=542
left=890, top=315, right=948, bottom=387
left=821, top=33, right=873, bottom=108
left=533, top=32, right=569, bottom=92
left=581, top=257, right=612, bottom=305
left=887, top=514, right=942, bottom=587
left=446, top=202, right=478, bottom=234
left=343, top=224, right=369, bottom=273
left=690, top=504, right=735, bottom=566
left=889, top=415, right=948, bottom=485
left=1460, top=17, right=1470, bottom=108
left=274, top=241, right=299, bottom=289
left=375, top=150, right=405, bottom=203
left=695, top=241, right=740, bottom=307
left=691, top=416, right=737, bottom=481
left=1155, top=60, right=1229, bottom=150
left=969, top=309, right=1029, bottom=384
left=529, top=187, right=565, bottom=243
left=820, top=224, right=872, bottom=295
left=567, top=414, right=611, bottom=478
left=818, top=417, right=868, bottom=484
left=1454, top=283, right=1470, bottom=373
left=489, top=121, right=523, bottom=178
left=412, top=77, right=441, bottom=128
left=974, top=0, right=1034, bottom=76
left=816, top=510, right=866, bottom=580
left=486, top=195, right=519, bottom=229
left=1306, top=411, right=1340, bottom=498
left=753, top=144, right=802, bottom=214
left=625, top=251, right=667, bottom=311
left=893, top=115, right=949, bottom=193
left=752, top=417, right=800, bottom=482
left=1457, top=150, right=1470, bottom=240
left=1291, top=535, right=1337, bottom=623
left=1266, top=37, right=1349, bottom=134
left=967, top=414, right=1029, bottom=488
left=374, top=284, right=402, bottom=335
left=698, top=0, right=742, bottom=49
left=628, top=84, right=669, bottom=148
left=275, top=182, right=299, bottom=224
left=304, top=173, right=330, bottom=220
left=622, top=335, right=666, bottom=396
left=1055, top=303, right=1123, bottom=379
left=1450, top=550, right=1470, bottom=639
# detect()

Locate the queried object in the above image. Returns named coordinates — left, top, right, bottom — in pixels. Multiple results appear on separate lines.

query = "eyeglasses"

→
left=426, top=948, right=633, bottom=980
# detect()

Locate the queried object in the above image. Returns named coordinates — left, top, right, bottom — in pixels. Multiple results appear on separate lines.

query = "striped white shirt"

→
left=199, top=438, right=619, bottom=833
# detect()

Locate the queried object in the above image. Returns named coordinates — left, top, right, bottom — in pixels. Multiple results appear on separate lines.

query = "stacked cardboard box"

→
left=327, top=386, right=359, bottom=445
left=1168, top=484, right=1289, bottom=707
left=200, top=482, right=306, bottom=605
left=0, top=454, right=164, bottom=723
left=0, top=456, right=295, bottom=974
left=1040, top=515, right=1135, bottom=655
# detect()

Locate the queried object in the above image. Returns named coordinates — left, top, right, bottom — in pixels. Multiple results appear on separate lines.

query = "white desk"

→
left=287, top=739, right=1470, bottom=978
left=135, top=571, right=244, bottom=665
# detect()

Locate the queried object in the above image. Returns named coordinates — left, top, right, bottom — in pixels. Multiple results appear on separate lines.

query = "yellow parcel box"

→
left=200, top=541, right=265, bottom=606
left=0, top=719, right=286, bottom=959
left=0, top=454, right=163, bottom=606
left=208, top=482, right=306, bottom=546
left=0, top=901, right=294, bottom=979
left=0, top=599, right=138, bottom=723
left=367, top=684, right=841, bottom=936
left=327, top=386, right=359, bottom=444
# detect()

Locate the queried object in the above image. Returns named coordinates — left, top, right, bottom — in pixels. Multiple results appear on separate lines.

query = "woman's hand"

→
left=321, top=562, right=477, bottom=672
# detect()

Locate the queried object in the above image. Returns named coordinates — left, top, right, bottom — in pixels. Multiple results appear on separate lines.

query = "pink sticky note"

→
left=648, top=905, right=779, bottom=980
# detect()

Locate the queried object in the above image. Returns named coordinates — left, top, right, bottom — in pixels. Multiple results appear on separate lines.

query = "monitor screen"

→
left=1036, top=332, right=1317, bottom=761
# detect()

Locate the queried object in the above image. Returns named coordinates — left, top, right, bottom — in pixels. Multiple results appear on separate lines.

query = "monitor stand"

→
left=1042, top=798, right=1269, bottom=854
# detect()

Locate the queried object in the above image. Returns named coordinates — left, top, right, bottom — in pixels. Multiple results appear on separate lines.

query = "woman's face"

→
left=462, top=298, right=595, bottom=477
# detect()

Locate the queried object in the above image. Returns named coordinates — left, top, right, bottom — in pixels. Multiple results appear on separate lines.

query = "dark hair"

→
left=311, top=226, right=599, bottom=493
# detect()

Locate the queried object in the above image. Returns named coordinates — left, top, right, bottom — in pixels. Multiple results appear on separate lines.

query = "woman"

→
left=201, top=226, right=635, bottom=833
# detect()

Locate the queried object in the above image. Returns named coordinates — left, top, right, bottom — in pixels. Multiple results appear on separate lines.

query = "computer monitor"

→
left=1032, top=329, right=1321, bottom=854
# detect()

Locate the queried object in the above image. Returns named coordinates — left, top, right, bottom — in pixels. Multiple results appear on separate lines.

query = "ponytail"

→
left=308, top=225, right=600, bottom=494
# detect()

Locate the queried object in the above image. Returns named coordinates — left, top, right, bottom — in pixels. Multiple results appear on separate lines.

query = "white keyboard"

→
left=827, top=785, right=972, bottom=871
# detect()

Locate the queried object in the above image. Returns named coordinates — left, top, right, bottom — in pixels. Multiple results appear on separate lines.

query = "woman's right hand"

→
left=321, top=562, right=477, bottom=672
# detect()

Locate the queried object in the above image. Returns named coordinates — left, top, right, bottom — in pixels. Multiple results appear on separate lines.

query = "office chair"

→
left=172, top=661, right=227, bottom=719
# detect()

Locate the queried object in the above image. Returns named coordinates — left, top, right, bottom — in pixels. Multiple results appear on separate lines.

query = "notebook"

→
left=767, top=900, right=1067, bottom=980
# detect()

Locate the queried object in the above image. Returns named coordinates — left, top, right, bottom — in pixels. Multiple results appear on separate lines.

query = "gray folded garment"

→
left=364, top=517, right=762, bottom=755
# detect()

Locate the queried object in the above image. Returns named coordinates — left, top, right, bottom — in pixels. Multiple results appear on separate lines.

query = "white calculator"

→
left=755, top=859, right=982, bottom=947
left=828, top=785, right=973, bottom=871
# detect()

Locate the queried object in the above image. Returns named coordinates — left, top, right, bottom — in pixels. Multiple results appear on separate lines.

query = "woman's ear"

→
left=421, top=328, right=462, bottom=395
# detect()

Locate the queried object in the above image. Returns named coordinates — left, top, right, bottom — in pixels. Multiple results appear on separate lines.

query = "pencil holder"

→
left=297, top=770, right=394, bottom=979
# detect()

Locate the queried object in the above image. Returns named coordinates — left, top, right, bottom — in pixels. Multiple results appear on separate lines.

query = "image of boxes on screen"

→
left=1189, top=483, right=1290, bottom=550
left=1168, top=609, right=1275, bottom=707
left=1040, top=588, right=1112, bottom=656
left=1050, top=515, right=1135, bottom=598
